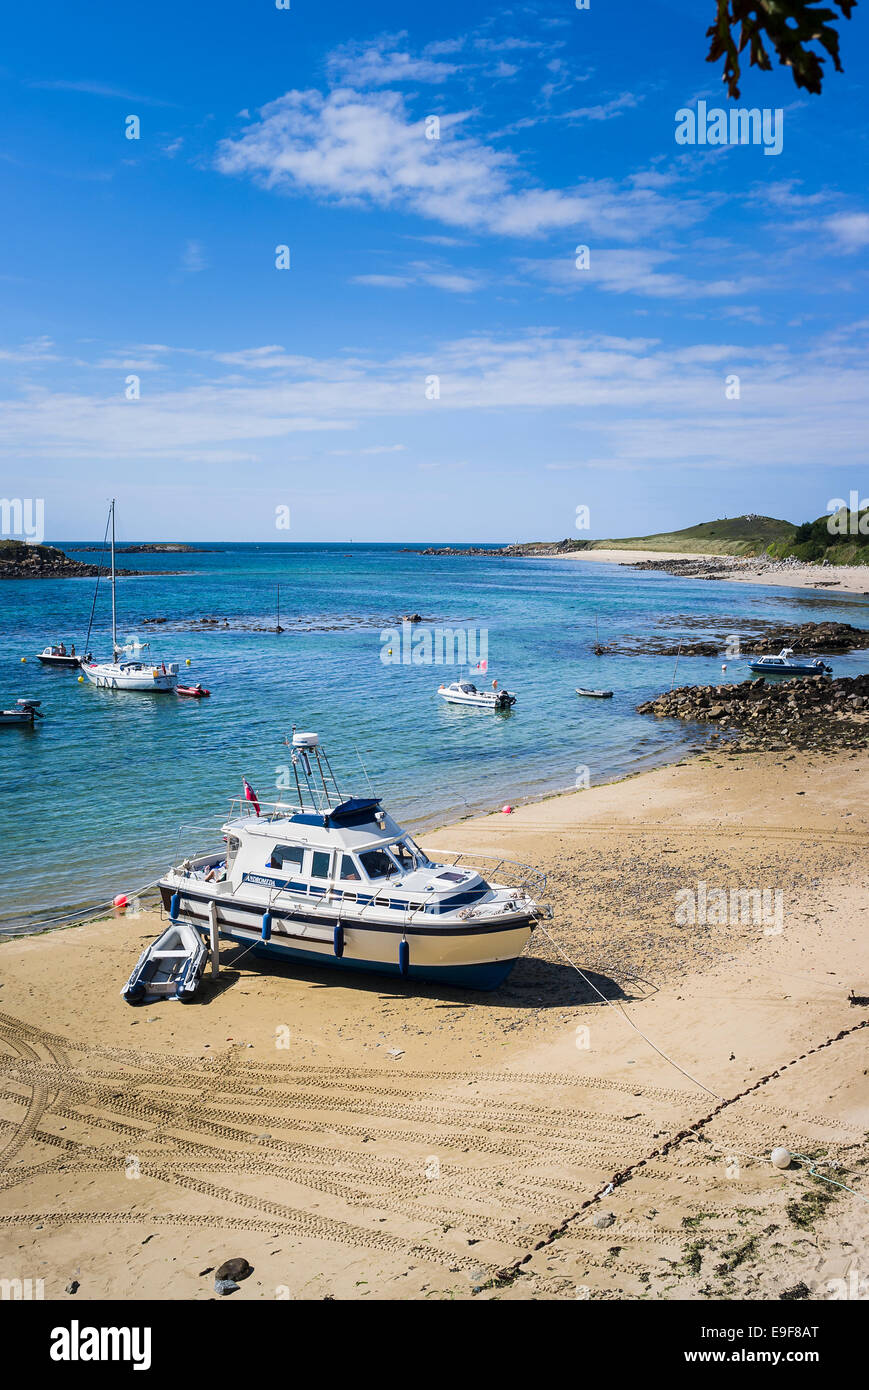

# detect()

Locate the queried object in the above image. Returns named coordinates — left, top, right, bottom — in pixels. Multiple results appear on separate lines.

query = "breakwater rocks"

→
left=637, top=674, right=869, bottom=749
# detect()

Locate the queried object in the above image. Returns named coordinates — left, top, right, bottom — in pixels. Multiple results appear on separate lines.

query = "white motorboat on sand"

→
left=158, top=731, right=546, bottom=990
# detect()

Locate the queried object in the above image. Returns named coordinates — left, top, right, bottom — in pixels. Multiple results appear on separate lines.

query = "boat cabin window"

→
left=310, top=850, right=332, bottom=879
left=270, top=845, right=304, bottom=871
left=339, top=854, right=361, bottom=880
left=225, top=836, right=240, bottom=871
left=389, top=840, right=418, bottom=871
left=404, top=836, right=433, bottom=868
left=359, top=848, right=399, bottom=880
left=460, top=683, right=476, bottom=693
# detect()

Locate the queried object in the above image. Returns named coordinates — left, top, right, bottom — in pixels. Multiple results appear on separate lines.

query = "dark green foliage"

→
left=706, top=1, right=857, bottom=98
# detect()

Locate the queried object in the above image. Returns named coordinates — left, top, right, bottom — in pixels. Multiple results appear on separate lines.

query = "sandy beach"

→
left=2, top=746, right=867, bottom=1301
left=570, top=549, right=869, bottom=597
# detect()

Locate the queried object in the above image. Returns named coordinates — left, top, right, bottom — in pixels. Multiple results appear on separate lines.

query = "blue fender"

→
left=261, top=912, right=272, bottom=941
left=334, top=923, right=345, bottom=958
left=169, top=891, right=180, bottom=921
left=398, top=939, right=409, bottom=977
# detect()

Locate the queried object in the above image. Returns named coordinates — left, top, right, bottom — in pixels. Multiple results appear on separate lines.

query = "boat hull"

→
left=438, top=692, right=515, bottom=710
left=748, top=663, right=830, bottom=676
left=37, top=655, right=81, bottom=669
left=158, top=882, right=531, bottom=990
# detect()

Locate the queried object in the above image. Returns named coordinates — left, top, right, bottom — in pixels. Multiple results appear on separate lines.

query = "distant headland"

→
left=418, top=511, right=869, bottom=566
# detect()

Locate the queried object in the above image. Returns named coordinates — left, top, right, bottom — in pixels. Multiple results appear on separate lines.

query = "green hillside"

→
left=588, top=514, right=796, bottom=556
left=768, top=509, right=869, bottom=566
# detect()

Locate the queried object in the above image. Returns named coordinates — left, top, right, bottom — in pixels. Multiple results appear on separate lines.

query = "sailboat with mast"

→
left=80, top=500, right=179, bottom=692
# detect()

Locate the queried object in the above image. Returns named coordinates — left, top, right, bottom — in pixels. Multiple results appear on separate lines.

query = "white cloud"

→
left=562, top=93, right=642, bottom=122
left=0, top=336, right=60, bottom=363
left=353, top=261, right=483, bottom=293
left=181, top=240, right=207, bottom=273
left=2, top=331, right=867, bottom=477
left=327, top=34, right=459, bottom=87
left=517, top=249, right=765, bottom=299
left=825, top=213, right=869, bottom=252
left=215, top=87, right=694, bottom=240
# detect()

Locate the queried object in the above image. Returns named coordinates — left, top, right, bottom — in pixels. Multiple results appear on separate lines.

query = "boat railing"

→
left=224, top=795, right=337, bottom=822
left=425, top=850, right=547, bottom=899
left=170, top=818, right=229, bottom=870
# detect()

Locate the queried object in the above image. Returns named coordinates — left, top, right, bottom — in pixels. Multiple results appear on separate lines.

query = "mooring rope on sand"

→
left=538, top=922, right=724, bottom=1100
left=491, top=925, right=869, bottom=1290
left=5, top=880, right=162, bottom=936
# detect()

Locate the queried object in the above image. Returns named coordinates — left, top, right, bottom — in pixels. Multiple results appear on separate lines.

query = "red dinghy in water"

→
left=176, top=683, right=210, bottom=698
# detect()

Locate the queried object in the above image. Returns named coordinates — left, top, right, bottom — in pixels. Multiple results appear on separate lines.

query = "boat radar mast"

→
left=281, top=729, right=347, bottom=812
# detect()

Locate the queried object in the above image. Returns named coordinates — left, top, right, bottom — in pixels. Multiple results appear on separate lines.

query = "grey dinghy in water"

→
left=575, top=688, right=613, bottom=699
left=122, top=920, right=208, bottom=1005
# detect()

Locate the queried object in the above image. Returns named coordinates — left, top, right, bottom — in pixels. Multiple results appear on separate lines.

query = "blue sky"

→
left=1, top=0, right=867, bottom=541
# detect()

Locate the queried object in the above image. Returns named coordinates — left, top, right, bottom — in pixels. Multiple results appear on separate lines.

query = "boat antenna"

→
left=83, top=506, right=112, bottom=657
left=353, top=744, right=376, bottom=798
left=110, top=499, right=118, bottom=658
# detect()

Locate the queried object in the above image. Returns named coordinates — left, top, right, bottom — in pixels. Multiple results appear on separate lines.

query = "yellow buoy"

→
left=77, top=674, right=84, bottom=683
left=186, top=658, right=191, bottom=666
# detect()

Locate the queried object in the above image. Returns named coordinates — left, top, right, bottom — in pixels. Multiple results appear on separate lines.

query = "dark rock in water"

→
left=749, top=621, right=869, bottom=655
left=779, top=1282, right=810, bottom=1300
left=215, top=1257, right=252, bottom=1282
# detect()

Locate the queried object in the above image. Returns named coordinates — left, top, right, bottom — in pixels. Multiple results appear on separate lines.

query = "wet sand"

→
left=1, top=748, right=867, bottom=1301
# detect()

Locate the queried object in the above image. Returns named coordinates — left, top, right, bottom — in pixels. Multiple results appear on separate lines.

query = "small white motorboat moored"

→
left=0, top=698, right=44, bottom=725
left=122, top=919, right=208, bottom=1005
left=438, top=680, right=516, bottom=710
left=36, top=644, right=81, bottom=669
left=748, top=647, right=832, bottom=676
left=575, top=687, right=613, bottom=699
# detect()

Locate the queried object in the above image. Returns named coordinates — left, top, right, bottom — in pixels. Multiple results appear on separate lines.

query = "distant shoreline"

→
left=547, top=548, right=869, bottom=597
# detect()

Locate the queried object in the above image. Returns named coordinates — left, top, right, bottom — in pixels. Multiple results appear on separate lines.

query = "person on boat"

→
left=70, top=643, right=76, bottom=657
left=58, top=641, right=66, bottom=656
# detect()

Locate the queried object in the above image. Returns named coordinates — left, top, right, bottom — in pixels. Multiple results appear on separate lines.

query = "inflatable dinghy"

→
left=122, top=920, right=208, bottom=1005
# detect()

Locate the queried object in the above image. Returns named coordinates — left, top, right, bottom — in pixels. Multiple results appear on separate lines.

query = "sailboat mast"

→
left=110, top=499, right=117, bottom=658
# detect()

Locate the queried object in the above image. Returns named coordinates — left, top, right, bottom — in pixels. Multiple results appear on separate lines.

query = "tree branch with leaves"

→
left=706, top=0, right=857, bottom=97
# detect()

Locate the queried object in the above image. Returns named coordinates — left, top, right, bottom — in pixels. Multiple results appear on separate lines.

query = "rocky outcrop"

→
left=0, top=541, right=142, bottom=579
left=637, top=674, right=869, bottom=750
left=419, top=539, right=589, bottom=557
left=748, top=622, right=869, bottom=654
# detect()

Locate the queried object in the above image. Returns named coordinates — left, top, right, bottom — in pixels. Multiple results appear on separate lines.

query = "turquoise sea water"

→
left=2, top=543, right=867, bottom=933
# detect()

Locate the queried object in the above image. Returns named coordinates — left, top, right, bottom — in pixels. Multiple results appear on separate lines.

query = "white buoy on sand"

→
left=771, top=1146, right=792, bottom=1170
